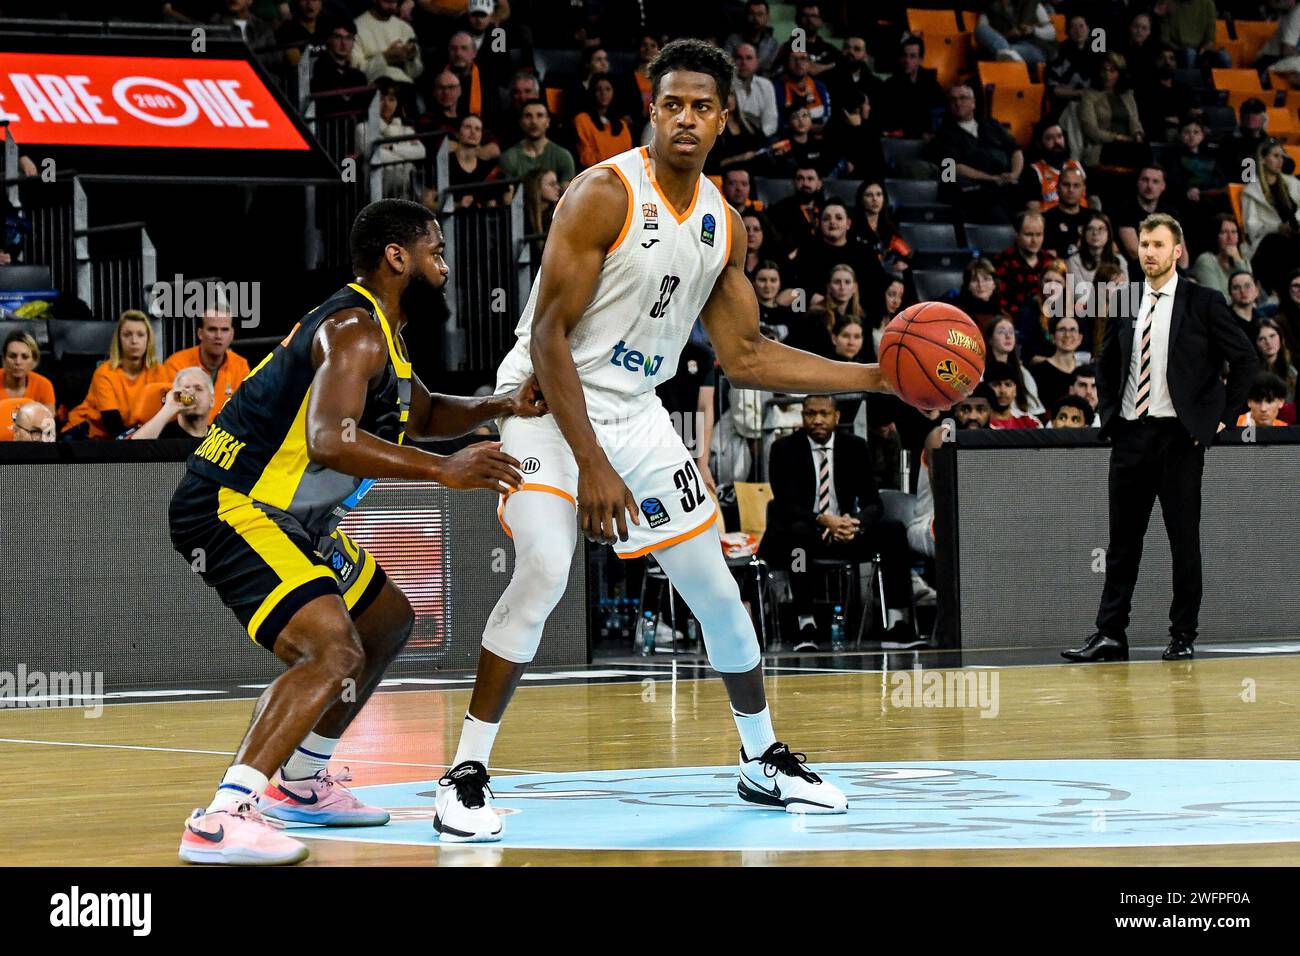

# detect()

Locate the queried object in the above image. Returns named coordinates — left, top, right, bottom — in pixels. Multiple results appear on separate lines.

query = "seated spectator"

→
left=499, top=103, right=576, bottom=192
left=878, top=35, right=945, bottom=140
left=852, top=180, right=911, bottom=275
left=827, top=313, right=871, bottom=425
left=1121, top=12, right=1160, bottom=86
left=1045, top=13, right=1098, bottom=102
left=574, top=78, right=632, bottom=169
left=775, top=3, right=842, bottom=79
left=974, top=0, right=1056, bottom=66
left=723, top=169, right=765, bottom=214
left=791, top=200, right=883, bottom=305
left=1068, top=363, right=1100, bottom=425
left=444, top=31, right=493, bottom=127
left=1028, top=312, right=1086, bottom=409
left=1079, top=53, right=1146, bottom=169
left=869, top=273, right=908, bottom=357
left=759, top=394, right=921, bottom=649
left=1256, top=318, right=1298, bottom=402
left=954, top=385, right=994, bottom=429
left=497, top=72, right=541, bottom=150
left=309, top=18, right=370, bottom=118
left=778, top=50, right=833, bottom=132
left=822, top=89, right=887, bottom=183
left=1228, top=269, right=1264, bottom=343
left=1042, top=166, right=1090, bottom=258
left=984, top=314, right=1045, bottom=415
left=710, top=90, right=775, bottom=173
left=1236, top=372, right=1290, bottom=427
left=926, top=84, right=1024, bottom=224
left=454, top=0, right=517, bottom=103
left=811, top=265, right=869, bottom=339
left=1021, top=121, right=1089, bottom=211
left=163, top=308, right=251, bottom=424
left=1067, top=212, right=1128, bottom=286
left=1242, top=139, right=1300, bottom=297
left=363, top=79, right=426, bottom=200
left=10, top=400, right=55, bottom=442
left=1192, top=215, right=1250, bottom=300
left=767, top=164, right=826, bottom=253
left=1260, top=0, right=1300, bottom=88
left=444, top=114, right=505, bottom=207
left=64, top=310, right=169, bottom=440
left=562, top=47, right=613, bottom=125
left=731, top=42, right=779, bottom=140
left=128, top=367, right=214, bottom=440
left=994, top=210, right=1055, bottom=319
left=420, top=70, right=465, bottom=138
left=1048, top=394, right=1093, bottom=428
left=753, top=260, right=798, bottom=341
left=1135, top=45, right=1192, bottom=146
left=1168, top=115, right=1229, bottom=247
left=725, top=0, right=781, bottom=76
left=741, top=212, right=784, bottom=281
left=353, top=0, right=422, bottom=87
left=3, top=330, right=55, bottom=413
left=986, top=360, right=1043, bottom=428
left=278, top=0, right=331, bottom=67
left=211, top=0, right=280, bottom=72
left=1157, top=0, right=1231, bottom=69
left=1221, top=98, right=1294, bottom=180
left=1278, top=269, right=1300, bottom=353
left=952, top=258, right=1001, bottom=335
left=1114, top=165, right=1185, bottom=267
left=522, top=167, right=560, bottom=269
left=826, top=34, right=884, bottom=108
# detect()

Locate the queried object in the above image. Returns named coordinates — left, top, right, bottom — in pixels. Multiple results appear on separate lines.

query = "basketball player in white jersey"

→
left=434, top=39, right=895, bottom=840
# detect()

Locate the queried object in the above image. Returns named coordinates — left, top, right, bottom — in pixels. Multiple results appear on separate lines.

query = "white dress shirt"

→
left=808, top=433, right=839, bottom=517
left=1121, top=272, right=1178, bottom=420
left=733, top=74, right=779, bottom=138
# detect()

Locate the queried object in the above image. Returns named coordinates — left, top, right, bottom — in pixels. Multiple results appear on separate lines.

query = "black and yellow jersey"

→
left=186, top=282, right=412, bottom=535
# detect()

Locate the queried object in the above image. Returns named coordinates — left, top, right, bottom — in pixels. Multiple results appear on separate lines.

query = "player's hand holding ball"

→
left=438, top=441, right=524, bottom=492
left=877, top=302, right=986, bottom=411
left=577, top=456, right=640, bottom=545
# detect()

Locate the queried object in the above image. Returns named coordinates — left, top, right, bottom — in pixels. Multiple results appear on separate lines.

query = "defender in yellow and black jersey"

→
left=167, top=200, right=548, bottom=866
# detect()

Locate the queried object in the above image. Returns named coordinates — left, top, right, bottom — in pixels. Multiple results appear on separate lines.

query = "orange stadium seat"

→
left=1273, top=73, right=1296, bottom=91
left=0, top=397, right=25, bottom=441
left=1051, top=13, right=1066, bottom=41
left=1266, top=107, right=1300, bottom=143
left=1287, top=145, right=1300, bottom=169
left=907, top=8, right=962, bottom=35
left=991, top=84, right=1044, bottom=147
left=920, top=31, right=973, bottom=89
left=1228, top=183, right=1245, bottom=226
left=544, top=87, right=564, bottom=117
left=1216, top=21, right=1246, bottom=67
left=978, top=60, right=1032, bottom=91
left=1234, top=21, right=1276, bottom=66
left=1281, top=91, right=1300, bottom=111
left=1213, top=69, right=1265, bottom=92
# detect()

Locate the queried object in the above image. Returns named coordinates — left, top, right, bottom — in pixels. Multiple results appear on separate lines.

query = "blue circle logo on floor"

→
left=289, top=760, right=1300, bottom=852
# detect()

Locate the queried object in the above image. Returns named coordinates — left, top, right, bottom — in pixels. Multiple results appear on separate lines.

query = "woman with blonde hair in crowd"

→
left=3, top=330, right=56, bottom=413
left=64, top=310, right=169, bottom=439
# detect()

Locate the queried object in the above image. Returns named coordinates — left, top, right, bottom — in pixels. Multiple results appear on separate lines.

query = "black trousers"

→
left=769, top=518, right=913, bottom=619
left=1095, top=416, right=1205, bottom=638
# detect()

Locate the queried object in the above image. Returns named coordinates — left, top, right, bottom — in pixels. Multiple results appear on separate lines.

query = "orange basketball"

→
left=878, top=302, right=986, bottom=411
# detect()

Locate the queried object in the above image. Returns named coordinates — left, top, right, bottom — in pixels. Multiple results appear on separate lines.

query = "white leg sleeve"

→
left=653, top=526, right=762, bottom=674
left=480, top=491, right=577, bottom=665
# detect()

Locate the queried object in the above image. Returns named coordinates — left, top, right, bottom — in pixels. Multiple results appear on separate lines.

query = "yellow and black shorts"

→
left=169, top=470, right=387, bottom=650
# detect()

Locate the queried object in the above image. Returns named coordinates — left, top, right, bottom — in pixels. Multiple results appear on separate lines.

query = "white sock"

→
left=797, top=615, right=816, bottom=629
left=281, top=731, right=339, bottom=781
left=452, top=714, right=500, bottom=768
left=732, top=706, right=777, bottom=761
left=206, top=764, right=268, bottom=814
left=887, top=608, right=907, bottom=626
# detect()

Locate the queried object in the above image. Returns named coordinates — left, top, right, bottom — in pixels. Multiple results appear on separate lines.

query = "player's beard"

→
left=400, top=269, right=445, bottom=320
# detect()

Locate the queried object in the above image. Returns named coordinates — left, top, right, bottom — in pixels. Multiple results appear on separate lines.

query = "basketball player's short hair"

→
left=649, top=38, right=734, bottom=106
left=1139, top=212, right=1183, bottom=246
left=350, top=199, right=437, bottom=272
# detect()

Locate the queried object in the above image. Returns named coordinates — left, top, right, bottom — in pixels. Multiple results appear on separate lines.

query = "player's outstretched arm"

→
left=405, top=372, right=548, bottom=440
left=701, top=207, right=893, bottom=397
left=305, top=309, right=523, bottom=491
left=529, top=167, right=642, bottom=544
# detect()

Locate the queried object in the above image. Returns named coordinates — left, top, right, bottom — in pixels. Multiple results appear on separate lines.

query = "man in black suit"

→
left=760, top=395, right=918, bottom=650
left=1063, top=214, right=1257, bottom=664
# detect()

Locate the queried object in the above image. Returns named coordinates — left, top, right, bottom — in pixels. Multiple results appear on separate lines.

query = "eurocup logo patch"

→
left=700, top=213, right=716, bottom=247
left=641, top=497, right=670, bottom=528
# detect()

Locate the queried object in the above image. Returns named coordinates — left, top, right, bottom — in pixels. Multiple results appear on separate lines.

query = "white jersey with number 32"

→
left=495, top=146, right=734, bottom=422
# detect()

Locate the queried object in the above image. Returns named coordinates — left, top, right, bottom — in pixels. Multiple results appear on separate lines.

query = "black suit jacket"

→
left=1096, top=278, right=1257, bottom=445
left=764, top=429, right=882, bottom=540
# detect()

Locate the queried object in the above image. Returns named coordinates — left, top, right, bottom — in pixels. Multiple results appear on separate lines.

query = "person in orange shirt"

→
left=574, top=77, right=633, bottom=169
left=163, top=308, right=251, bottom=424
left=3, top=330, right=56, bottom=413
left=63, top=310, right=169, bottom=439
left=1236, top=373, right=1289, bottom=428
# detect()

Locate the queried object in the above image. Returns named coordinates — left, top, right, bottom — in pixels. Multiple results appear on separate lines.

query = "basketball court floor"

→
left=5, top=640, right=1300, bottom=867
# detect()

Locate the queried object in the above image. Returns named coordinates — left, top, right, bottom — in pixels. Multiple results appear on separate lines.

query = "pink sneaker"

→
left=259, top=768, right=390, bottom=827
left=179, top=803, right=310, bottom=865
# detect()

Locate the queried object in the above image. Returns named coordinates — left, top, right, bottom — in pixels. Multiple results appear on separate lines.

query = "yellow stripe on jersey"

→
left=216, top=487, right=336, bottom=643
left=249, top=387, right=313, bottom=511
left=348, top=282, right=412, bottom=378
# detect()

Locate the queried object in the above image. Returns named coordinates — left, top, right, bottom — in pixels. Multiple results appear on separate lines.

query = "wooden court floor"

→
left=3, top=654, right=1299, bottom=866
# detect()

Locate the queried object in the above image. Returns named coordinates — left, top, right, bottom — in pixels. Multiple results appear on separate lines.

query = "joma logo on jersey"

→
left=610, top=340, right=664, bottom=376
left=946, top=329, right=983, bottom=356
left=194, top=425, right=246, bottom=470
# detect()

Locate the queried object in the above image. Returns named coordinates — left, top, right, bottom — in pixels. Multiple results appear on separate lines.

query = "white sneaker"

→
left=737, top=743, right=847, bottom=814
left=434, top=761, right=503, bottom=843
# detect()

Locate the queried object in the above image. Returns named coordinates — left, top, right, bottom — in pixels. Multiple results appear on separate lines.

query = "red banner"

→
left=0, top=52, right=309, bottom=150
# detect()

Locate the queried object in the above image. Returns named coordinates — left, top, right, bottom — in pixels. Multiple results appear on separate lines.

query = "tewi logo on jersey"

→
left=50, top=886, right=151, bottom=936
left=149, top=273, right=262, bottom=329
left=0, top=665, right=104, bottom=718
left=610, top=340, right=664, bottom=377
left=699, top=213, right=715, bottom=247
